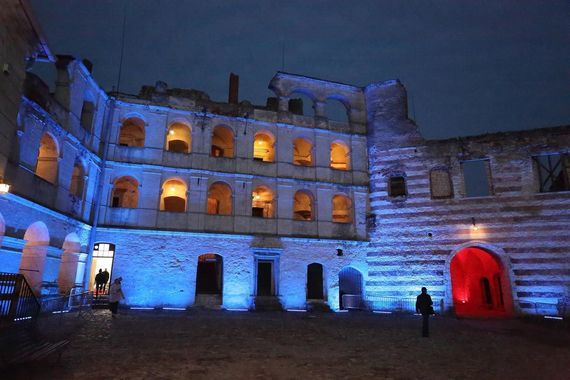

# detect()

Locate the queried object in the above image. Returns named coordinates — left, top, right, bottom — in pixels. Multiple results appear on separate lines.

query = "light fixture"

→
left=169, top=130, right=175, bottom=135
left=0, top=177, right=10, bottom=194
left=471, top=217, right=479, bottom=231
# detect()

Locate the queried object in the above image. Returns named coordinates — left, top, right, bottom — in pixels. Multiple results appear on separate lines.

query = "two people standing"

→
left=416, top=287, right=434, bottom=337
left=94, top=268, right=110, bottom=297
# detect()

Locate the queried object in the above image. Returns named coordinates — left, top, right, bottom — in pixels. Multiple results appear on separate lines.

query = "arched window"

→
left=253, top=131, right=275, bottom=162
left=69, top=160, right=86, bottom=198
left=325, top=98, right=349, bottom=122
left=252, top=186, right=274, bottom=218
left=207, top=182, right=232, bottom=215
left=293, top=190, right=314, bottom=221
left=111, top=176, right=138, bottom=208
left=330, top=141, right=350, bottom=170
left=118, top=117, right=145, bottom=147
left=166, top=122, right=192, bottom=153
left=35, top=132, right=59, bottom=184
left=332, top=194, right=352, bottom=223
left=160, top=179, right=187, bottom=212
left=293, top=138, right=313, bottom=166
left=211, top=126, right=234, bottom=158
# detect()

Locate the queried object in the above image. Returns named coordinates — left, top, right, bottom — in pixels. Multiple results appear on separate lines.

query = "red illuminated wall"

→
left=451, top=247, right=512, bottom=317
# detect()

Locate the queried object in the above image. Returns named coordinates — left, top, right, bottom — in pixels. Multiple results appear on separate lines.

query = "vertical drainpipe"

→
left=83, top=95, right=116, bottom=290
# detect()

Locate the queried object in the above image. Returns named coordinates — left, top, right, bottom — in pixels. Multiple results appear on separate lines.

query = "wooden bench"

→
left=0, top=327, right=69, bottom=367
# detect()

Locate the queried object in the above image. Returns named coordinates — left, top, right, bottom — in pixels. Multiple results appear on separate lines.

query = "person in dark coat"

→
left=95, top=269, right=104, bottom=298
left=416, top=287, right=434, bottom=337
left=101, top=268, right=110, bottom=294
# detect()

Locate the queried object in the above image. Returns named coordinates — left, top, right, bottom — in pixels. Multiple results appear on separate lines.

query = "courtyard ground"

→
left=4, top=309, right=570, bottom=379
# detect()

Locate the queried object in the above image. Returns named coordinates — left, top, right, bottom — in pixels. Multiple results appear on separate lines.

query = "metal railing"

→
left=0, top=273, right=41, bottom=327
left=371, top=296, right=445, bottom=314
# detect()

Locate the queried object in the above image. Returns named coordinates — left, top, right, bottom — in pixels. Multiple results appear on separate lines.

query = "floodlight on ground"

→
left=544, top=316, right=563, bottom=320
left=163, top=307, right=186, bottom=311
left=373, top=310, right=392, bottom=314
left=287, top=309, right=307, bottom=312
left=130, top=307, right=154, bottom=310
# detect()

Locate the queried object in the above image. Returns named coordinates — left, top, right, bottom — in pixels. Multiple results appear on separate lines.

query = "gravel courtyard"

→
left=5, top=309, right=570, bottom=379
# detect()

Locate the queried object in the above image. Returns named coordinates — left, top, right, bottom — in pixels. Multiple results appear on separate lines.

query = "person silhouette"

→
left=95, top=269, right=104, bottom=298
left=102, top=268, right=110, bottom=294
left=416, top=287, right=434, bottom=337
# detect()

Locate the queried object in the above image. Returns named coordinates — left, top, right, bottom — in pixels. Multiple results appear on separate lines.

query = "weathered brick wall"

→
left=366, top=81, right=570, bottom=315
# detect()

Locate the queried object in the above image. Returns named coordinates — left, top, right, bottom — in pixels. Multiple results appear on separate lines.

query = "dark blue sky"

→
left=30, top=0, right=570, bottom=139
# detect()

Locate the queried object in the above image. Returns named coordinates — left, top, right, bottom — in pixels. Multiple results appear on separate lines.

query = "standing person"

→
left=109, top=277, right=125, bottom=318
left=95, top=269, right=104, bottom=298
left=416, top=287, right=433, bottom=337
left=101, top=268, right=110, bottom=294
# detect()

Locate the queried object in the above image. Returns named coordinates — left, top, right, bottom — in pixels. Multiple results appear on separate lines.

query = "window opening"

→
left=534, top=154, right=569, bottom=192
left=462, top=160, right=492, bottom=197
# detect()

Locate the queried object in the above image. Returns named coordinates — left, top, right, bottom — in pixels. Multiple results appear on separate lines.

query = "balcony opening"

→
left=293, top=190, right=314, bottom=221
left=211, top=125, right=234, bottom=158
left=253, top=131, right=275, bottom=162
left=118, top=117, right=145, bottom=147
left=252, top=186, right=274, bottom=218
left=35, top=132, right=59, bottom=184
left=293, top=137, right=313, bottom=166
left=69, top=160, right=85, bottom=199
left=207, top=182, right=232, bottom=215
left=166, top=122, right=191, bottom=153
left=332, top=194, right=352, bottom=223
left=111, top=176, right=138, bottom=208
left=330, top=140, right=350, bottom=170
left=160, top=179, right=187, bottom=212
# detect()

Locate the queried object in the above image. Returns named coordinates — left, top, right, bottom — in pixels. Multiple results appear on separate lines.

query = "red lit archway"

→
left=450, top=247, right=513, bottom=317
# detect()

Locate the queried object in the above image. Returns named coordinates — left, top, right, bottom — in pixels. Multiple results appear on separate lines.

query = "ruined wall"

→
left=366, top=81, right=570, bottom=316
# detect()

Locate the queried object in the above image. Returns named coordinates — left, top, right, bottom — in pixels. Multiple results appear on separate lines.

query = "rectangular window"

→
left=388, top=176, right=406, bottom=197
left=533, top=154, right=569, bottom=193
left=430, top=169, right=453, bottom=199
left=462, top=160, right=492, bottom=197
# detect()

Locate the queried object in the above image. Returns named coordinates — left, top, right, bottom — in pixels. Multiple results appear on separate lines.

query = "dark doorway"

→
left=257, top=261, right=272, bottom=296
left=196, top=254, right=223, bottom=294
left=307, top=263, right=324, bottom=300
left=339, top=267, right=363, bottom=310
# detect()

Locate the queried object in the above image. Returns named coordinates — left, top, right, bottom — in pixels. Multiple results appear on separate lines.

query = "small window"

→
left=430, top=169, right=453, bottom=199
left=533, top=154, right=569, bottom=193
left=462, top=160, right=492, bottom=197
left=388, top=176, right=406, bottom=197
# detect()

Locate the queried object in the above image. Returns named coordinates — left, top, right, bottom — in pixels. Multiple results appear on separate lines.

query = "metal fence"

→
left=371, top=296, right=445, bottom=314
left=0, top=272, right=40, bottom=327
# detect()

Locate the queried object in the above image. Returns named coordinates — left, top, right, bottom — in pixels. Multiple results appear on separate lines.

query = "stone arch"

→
left=253, top=130, right=275, bottom=162
left=160, top=178, right=188, bottom=212
left=110, top=176, right=139, bottom=208
left=69, top=158, right=86, bottom=198
left=325, top=96, right=350, bottom=122
left=118, top=116, right=145, bottom=147
left=58, top=232, right=82, bottom=295
left=293, top=137, right=313, bottom=166
left=287, top=90, right=316, bottom=116
left=251, top=185, right=275, bottom=218
left=195, top=253, right=223, bottom=306
left=332, top=194, right=353, bottom=223
left=207, top=181, right=233, bottom=215
left=339, top=266, right=363, bottom=310
left=20, top=221, right=50, bottom=295
left=35, top=132, right=59, bottom=184
left=211, top=125, right=234, bottom=158
left=446, top=241, right=515, bottom=317
left=330, top=140, right=351, bottom=170
left=293, top=190, right=314, bottom=221
left=166, top=121, right=192, bottom=153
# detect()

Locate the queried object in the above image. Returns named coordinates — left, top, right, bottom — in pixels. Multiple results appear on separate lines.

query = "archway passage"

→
left=253, top=131, right=275, bottom=162
left=119, top=117, right=145, bottom=147
left=166, top=122, right=191, bottom=153
left=36, top=133, right=59, bottom=184
left=293, top=138, right=313, bottom=166
left=160, top=179, right=187, bottom=212
left=339, top=267, right=363, bottom=310
left=211, top=126, right=234, bottom=158
left=450, top=247, right=512, bottom=317
left=307, top=263, right=324, bottom=300
left=195, top=254, right=223, bottom=306
left=252, top=186, right=274, bottom=218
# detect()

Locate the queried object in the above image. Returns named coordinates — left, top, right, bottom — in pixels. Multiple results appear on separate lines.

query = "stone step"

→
left=254, top=296, right=283, bottom=312
left=306, top=301, right=332, bottom=313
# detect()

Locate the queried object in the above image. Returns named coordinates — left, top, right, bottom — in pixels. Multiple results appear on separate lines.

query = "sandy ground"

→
left=4, top=309, right=570, bottom=380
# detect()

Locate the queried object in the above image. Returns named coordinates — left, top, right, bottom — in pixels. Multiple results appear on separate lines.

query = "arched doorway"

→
left=339, top=267, right=363, bottom=310
left=195, top=254, right=223, bottom=306
left=450, top=247, right=513, bottom=317
left=307, top=263, right=324, bottom=300
left=88, top=243, right=115, bottom=296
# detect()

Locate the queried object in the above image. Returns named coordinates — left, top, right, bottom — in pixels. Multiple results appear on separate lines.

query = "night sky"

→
left=30, top=0, right=570, bottom=139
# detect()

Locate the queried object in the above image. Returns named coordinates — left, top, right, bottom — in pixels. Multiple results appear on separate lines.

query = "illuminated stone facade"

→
left=0, top=1, right=568, bottom=315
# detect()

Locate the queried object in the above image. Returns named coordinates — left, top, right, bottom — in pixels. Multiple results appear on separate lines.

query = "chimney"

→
left=228, top=72, right=239, bottom=104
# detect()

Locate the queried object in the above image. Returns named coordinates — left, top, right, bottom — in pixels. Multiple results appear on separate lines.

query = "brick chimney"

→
left=228, top=72, right=239, bottom=104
